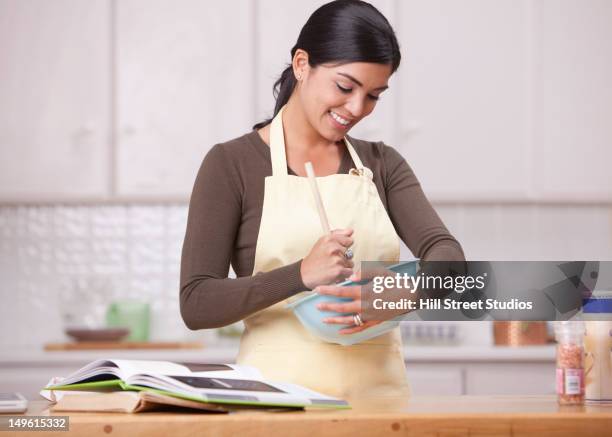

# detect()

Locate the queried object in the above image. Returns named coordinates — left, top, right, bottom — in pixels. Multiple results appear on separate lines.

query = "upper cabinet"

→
left=395, top=0, right=531, bottom=201
left=0, top=0, right=111, bottom=200
left=395, top=0, right=611, bottom=202
left=254, top=0, right=324, bottom=128
left=532, top=0, right=612, bottom=201
left=1, top=0, right=609, bottom=202
left=115, top=0, right=254, bottom=198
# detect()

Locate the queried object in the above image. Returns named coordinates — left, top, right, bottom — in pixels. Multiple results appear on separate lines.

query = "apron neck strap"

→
left=343, top=136, right=365, bottom=170
left=270, top=105, right=365, bottom=176
left=270, top=106, right=289, bottom=176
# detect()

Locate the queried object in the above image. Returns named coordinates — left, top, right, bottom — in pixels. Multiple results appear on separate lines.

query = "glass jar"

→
left=582, top=290, right=612, bottom=403
left=554, top=321, right=585, bottom=405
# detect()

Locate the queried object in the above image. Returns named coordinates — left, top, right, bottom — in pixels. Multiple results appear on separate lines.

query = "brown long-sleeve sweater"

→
left=180, top=130, right=465, bottom=330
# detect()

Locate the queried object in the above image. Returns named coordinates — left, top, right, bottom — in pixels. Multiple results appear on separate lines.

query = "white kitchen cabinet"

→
left=406, top=366, right=464, bottom=396
left=1, top=1, right=609, bottom=202
left=406, top=362, right=555, bottom=396
left=0, top=0, right=111, bottom=200
left=395, top=0, right=531, bottom=201
left=115, top=0, right=254, bottom=197
left=0, top=366, right=74, bottom=402
left=532, top=0, right=612, bottom=201
left=464, top=362, right=555, bottom=395
left=404, top=345, right=556, bottom=396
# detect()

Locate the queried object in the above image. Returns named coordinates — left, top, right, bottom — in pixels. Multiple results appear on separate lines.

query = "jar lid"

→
left=583, top=298, right=612, bottom=313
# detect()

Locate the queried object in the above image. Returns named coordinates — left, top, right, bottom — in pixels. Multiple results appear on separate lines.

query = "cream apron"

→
left=236, top=106, right=410, bottom=399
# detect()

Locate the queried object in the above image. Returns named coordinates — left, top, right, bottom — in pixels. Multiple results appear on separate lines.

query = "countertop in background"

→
left=0, top=344, right=556, bottom=365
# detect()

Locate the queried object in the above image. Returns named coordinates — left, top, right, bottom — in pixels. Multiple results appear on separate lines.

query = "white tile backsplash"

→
left=454, top=205, right=505, bottom=260
left=0, top=203, right=611, bottom=350
left=497, top=205, right=540, bottom=260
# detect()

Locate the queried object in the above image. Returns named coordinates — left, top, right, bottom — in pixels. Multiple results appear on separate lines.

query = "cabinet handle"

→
left=121, top=125, right=136, bottom=137
left=72, top=123, right=95, bottom=150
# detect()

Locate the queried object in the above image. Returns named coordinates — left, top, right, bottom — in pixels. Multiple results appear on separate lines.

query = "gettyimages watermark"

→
left=357, top=261, right=611, bottom=322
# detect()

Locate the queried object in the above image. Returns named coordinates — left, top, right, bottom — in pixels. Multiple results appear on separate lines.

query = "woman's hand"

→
left=315, top=268, right=384, bottom=334
left=315, top=266, right=410, bottom=334
left=300, top=229, right=354, bottom=289
left=315, top=278, right=383, bottom=334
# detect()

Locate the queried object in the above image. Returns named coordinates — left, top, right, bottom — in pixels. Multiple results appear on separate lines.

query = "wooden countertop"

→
left=7, top=396, right=612, bottom=436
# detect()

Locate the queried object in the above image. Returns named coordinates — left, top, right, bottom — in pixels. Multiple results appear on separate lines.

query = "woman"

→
left=180, top=0, right=464, bottom=399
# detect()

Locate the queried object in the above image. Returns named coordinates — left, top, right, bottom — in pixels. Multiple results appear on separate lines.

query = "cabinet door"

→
left=532, top=0, right=612, bottom=201
left=116, top=1, right=254, bottom=198
left=0, top=0, right=111, bottom=200
left=255, top=0, right=398, bottom=146
left=0, top=365, right=80, bottom=401
left=395, top=0, right=530, bottom=201
left=405, top=364, right=464, bottom=395
left=465, top=363, right=555, bottom=395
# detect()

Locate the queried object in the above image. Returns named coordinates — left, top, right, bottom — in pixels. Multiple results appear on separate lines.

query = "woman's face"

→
left=296, top=59, right=392, bottom=142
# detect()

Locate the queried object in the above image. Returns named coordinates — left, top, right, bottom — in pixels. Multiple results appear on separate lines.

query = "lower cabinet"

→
left=464, top=363, right=555, bottom=395
left=0, top=365, right=79, bottom=401
left=406, top=362, right=555, bottom=396
left=406, top=366, right=464, bottom=396
left=2, top=353, right=557, bottom=400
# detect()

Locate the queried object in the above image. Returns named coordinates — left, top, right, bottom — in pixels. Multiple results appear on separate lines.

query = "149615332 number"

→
left=0, top=416, right=69, bottom=431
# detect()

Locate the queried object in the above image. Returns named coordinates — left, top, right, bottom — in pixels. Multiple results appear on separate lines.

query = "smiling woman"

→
left=180, top=0, right=465, bottom=400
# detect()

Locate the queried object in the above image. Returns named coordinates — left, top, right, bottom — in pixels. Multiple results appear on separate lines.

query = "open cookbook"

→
left=40, top=359, right=349, bottom=413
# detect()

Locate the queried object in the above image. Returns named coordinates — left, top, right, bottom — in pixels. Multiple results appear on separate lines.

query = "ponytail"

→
left=253, top=63, right=297, bottom=130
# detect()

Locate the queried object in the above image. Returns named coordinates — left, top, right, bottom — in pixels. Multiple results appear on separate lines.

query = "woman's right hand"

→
left=300, top=229, right=354, bottom=289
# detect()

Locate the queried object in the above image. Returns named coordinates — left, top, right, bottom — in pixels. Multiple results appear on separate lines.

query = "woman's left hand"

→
left=315, top=270, right=382, bottom=334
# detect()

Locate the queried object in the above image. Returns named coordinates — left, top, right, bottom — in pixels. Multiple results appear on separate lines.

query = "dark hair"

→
left=253, top=0, right=401, bottom=130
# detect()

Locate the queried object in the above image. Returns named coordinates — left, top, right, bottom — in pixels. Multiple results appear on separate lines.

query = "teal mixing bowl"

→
left=286, top=260, right=419, bottom=345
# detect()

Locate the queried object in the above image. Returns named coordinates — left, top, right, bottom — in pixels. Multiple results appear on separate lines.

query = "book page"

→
left=117, top=360, right=263, bottom=381
left=128, top=374, right=347, bottom=408
left=46, top=359, right=263, bottom=388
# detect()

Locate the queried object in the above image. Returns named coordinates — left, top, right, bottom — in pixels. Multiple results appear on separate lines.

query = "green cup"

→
left=106, top=301, right=150, bottom=342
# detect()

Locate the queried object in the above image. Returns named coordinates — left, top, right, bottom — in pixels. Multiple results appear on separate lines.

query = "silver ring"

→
left=344, top=248, right=353, bottom=260
left=353, top=313, right=364, bottom=327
